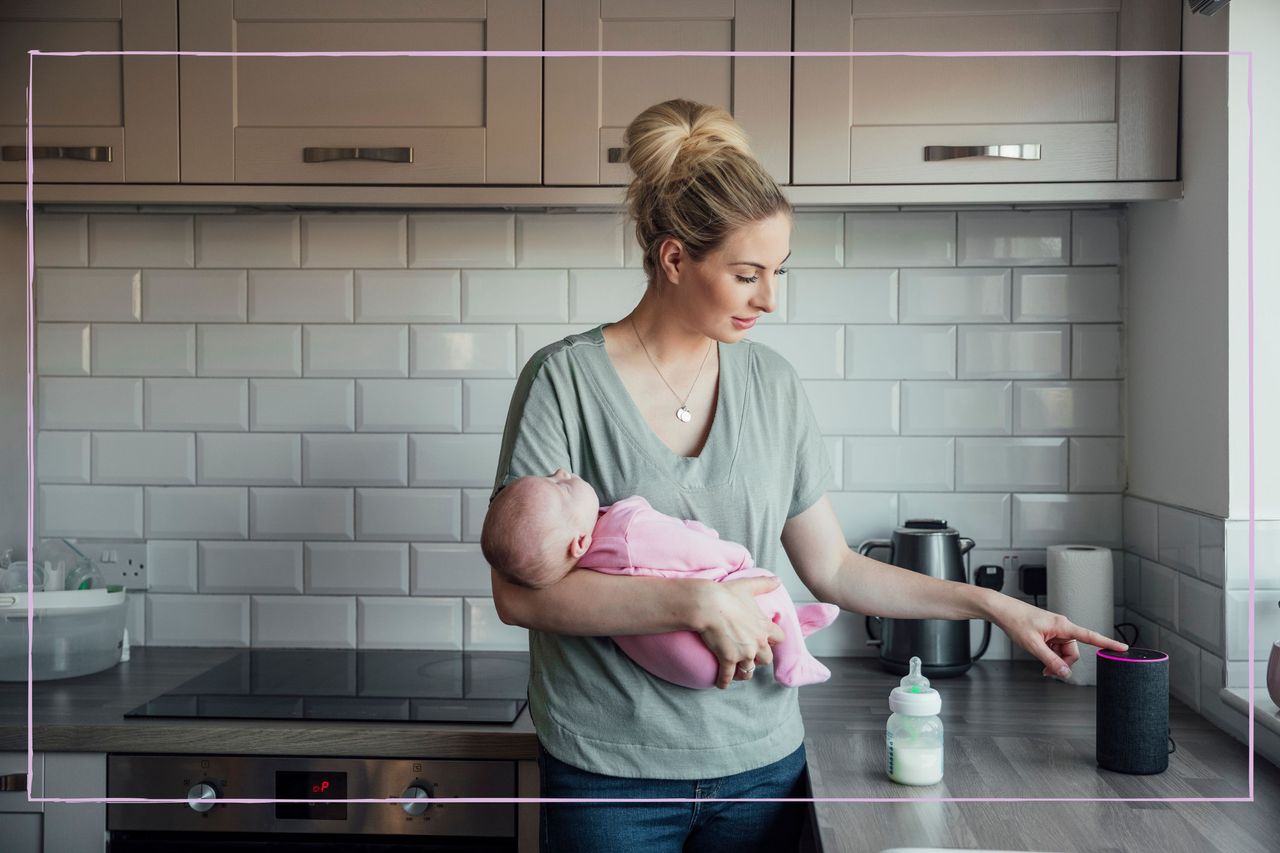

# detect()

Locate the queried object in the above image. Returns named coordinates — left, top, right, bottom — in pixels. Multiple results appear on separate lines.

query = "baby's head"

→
left=481, top=468, right=601, bottom=589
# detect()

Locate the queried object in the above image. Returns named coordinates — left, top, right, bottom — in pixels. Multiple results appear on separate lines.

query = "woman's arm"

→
left=781, top=494, right=1128, bottom=677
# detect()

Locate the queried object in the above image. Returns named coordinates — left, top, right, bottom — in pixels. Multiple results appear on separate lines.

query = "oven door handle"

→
left=0, top=772, right=27, bottom=792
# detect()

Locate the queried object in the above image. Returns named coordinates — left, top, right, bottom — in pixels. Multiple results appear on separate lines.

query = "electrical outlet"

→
left=72, top=540, right=148, bottom=590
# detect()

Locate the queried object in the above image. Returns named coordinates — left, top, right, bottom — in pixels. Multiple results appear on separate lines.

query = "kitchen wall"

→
left=23, top=204, right=1129, bottom=656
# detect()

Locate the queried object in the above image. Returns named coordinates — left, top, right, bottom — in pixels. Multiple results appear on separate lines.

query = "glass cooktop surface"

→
left=124, top=649, right=529, bottom=724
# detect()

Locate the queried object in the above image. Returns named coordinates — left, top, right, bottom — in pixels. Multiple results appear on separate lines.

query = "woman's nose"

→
left=752, top=278, right=777, bottom=314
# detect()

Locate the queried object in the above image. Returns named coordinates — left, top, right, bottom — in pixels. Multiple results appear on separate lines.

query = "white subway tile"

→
left=145, top=378, right=248, bottom=430
left=355, top=489, right=460, bottom=541
left=34, top=213, right=87, bottom=266
left=252, top=596, right=356, bottom=649
left=409, top=213, right=515, bottom=268
left=958, top=325, right=1069, bottom=379
left=901, top=381, right=1012, bottom=435
left=846, top=212, right=955, bottom=267
left=198, top=324, right=301, bottom=377
left=411, top=544, right=491, bottom=596
left=358, top=597, right=461, bottom=650
left=39, top=377, right=142, bottom=430
left=743, top=326, right=843, bottom=379
left=303, top=325, right=408, bottom=377
left=1177, top=574, right=1223, bottom=655
left=302, top=214, right=406, bottom=268
left=91, top=432, right=195, bottom=485
left=825, top=436, right=843, bottom=490
left=1067, top=437, right=1125, bottom=492
left=1071, top=210, right=1122, bottom=265
left=303, top=434, right=407, bottom=487
left=1012, top=494, right=1123, bottom=548
left=37, top=431, right=90, bottom=484
left=92, top=323, right=195, bottom=376
left=409, top=434, right=503, bottom=487
left=143, top=269, right=247, bottom=322
left=146, top=540, right=198, bottom=593
left=1224, top=520, right=1280, bottom=590
left=127, top=591, right=146, bottom=646
left=1140, top=559, right=1178, bottom=629
left=354, top=270, right=460, bottom=322
left=357, top=379, right=461, bottom=432
left=89, top=214, right=193, bottom=267
left=465, top=598, right=527, bottom=651
left=1071, top=325, right=1124, bottom=378
left=36, top=269, right=140, bottom=321
left=844, top=437, right=953, bottom=491
left=249, top=270, right=353, bottom=322
left=145, top=487, right=248, bottom=539
left=1123, top=496, right=1159, bottom=560
left=1199, top=517, right=1225, bottom=588
left=1157, top=505, right=1201, bottom=576
left=250, top=379, right=354, bottom=431
left=198, top=434, right=301, bottom=485
left=899, top=493, right=1011, bottom=549
left=195, top=214, right=300, bottom=268
left=250, top=488, right=354, bottom=540
left=847, top=325, right=955, bottom=379
left=1014, top=381, right=1123, bottom=435
left=1225, top=588, right=1280, bottom=660
left=1157, top=628, right=1201, bottom=711
left=410, top=325, right=516, bottom=378
left=1123, top=552, right=1141, bottom=607
left=461, top=270, right=569, bottom=323
left=1013, top=268, right=1122, bottom=322
left=200, top=542, right=304, bottom=594
left=958, top=211, right=1069, bottom=266
left=568, top=270, right=648, bottom=324
left=955, top=438, right=1067, bottom=492
left=306, top=543, right=409, bottom=595
left=462, top=380, right=516, bottom=433
left=516, top=213, right=624, bottom=268
left=899, top=269, right=1011, bottom=323
left=803, top=380, right=899, bottom=435
left=38, top=485, right=143, bottom=538
left=829, top=492, right=901, bottom=550
left=790, top=213, right=844, bottom=267
left=37, top=323, right=90, bottom=375
left=147, top=594, right=249, bottom=646
left=789, top=269, right=897, bottom=323
left=461, top=489, right=488, bottom=542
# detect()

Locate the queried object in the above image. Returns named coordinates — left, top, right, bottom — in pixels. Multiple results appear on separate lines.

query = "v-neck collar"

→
left=587, top=323, right=739, bottom=477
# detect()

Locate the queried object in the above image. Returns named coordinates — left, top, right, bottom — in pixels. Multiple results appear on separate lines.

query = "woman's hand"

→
left=693, top=576, right=787, bottom=689
left=991, top=595, right=1129, bottom=677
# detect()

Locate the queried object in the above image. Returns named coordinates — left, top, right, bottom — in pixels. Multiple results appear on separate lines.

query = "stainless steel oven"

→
left=106, top=754, right=519, bottom=851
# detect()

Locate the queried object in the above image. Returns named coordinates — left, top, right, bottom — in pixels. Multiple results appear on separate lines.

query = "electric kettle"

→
left=859, top=519, right=992, bottom=678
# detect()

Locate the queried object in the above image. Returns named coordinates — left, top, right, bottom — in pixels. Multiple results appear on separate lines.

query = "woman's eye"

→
left=735, top=268, right=787, bottom=284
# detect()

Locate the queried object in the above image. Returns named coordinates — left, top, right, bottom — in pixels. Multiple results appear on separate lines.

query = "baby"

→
left=482, top=468, right=840, bottom=689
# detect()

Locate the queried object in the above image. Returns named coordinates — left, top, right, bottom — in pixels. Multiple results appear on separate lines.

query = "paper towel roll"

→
left=1046, top=544, right=1114, bottom=686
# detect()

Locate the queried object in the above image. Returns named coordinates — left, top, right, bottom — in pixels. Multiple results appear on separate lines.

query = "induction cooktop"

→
left=124, top=649, right=529, bottom=724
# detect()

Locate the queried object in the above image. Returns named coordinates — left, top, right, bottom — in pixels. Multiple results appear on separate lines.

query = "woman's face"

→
left=659, top=212, right=792, bottom=341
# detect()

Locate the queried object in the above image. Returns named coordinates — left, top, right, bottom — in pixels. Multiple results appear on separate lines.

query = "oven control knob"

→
left=399, top=785, right=431, bottom=815
left=187, top=782, right=218, bottom=813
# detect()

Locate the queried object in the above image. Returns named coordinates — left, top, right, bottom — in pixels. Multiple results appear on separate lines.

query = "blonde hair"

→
left=621, top=98, right=792, bottom=289
left=481, top=477, right=569, bottom=589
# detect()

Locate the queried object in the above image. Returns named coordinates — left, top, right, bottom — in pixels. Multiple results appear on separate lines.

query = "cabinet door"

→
left=0, top=751, right=42, bottom=853
left=794, top=0, right=1180, bottom=185
left=544, top=0, right=790, bottom=186
left=43, top=753, right=105, bottom=853
left=179, top=0, right=540, bottom=185
left=0, top=0, right=178, bottom=184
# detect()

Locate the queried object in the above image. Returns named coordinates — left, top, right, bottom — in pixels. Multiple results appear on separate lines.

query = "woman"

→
left=488, top=98, right=1126, bottom=852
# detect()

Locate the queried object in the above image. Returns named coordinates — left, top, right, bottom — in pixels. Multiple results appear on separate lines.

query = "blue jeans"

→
left=537, top=741, right=810, bottom=853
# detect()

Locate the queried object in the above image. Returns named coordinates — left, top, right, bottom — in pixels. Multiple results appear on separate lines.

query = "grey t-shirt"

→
left=490, top=323, right=834, bottom=780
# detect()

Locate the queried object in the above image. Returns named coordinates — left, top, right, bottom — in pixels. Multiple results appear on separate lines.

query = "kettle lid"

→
left=898, top=518, right=956, bottom=536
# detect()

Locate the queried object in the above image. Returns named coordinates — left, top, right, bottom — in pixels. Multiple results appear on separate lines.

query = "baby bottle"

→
left=885, top=655, right=944, bottom=786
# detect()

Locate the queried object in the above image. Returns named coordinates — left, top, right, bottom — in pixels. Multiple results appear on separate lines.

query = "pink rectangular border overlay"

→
left=23, top=48, right=1256, bottom=807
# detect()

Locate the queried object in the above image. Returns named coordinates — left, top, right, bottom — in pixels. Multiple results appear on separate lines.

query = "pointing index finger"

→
left=1078, top=628, right=1128, bottom=652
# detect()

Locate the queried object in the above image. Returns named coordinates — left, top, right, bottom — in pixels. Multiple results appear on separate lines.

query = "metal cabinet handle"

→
left=0, top=772, right=28, bottom=792
left=303, top=147, right=413, bottom=163
left=2, top=145, right=112, bottom=162
left=924, top=144, right=1040, bottom=162
left=607, top=146, right=625, bottom=163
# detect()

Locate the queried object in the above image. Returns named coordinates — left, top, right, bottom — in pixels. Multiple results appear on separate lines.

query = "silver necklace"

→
left=631, top=318, right=713, bottom=424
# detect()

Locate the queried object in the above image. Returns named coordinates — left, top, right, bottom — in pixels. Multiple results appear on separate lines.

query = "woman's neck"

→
left=618, top=288, right=716, bottom=367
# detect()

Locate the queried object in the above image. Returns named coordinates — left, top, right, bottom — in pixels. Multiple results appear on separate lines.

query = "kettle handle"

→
left=959, top=537, right=976, bottom=557
left=858, top=539, right=893, bottom=561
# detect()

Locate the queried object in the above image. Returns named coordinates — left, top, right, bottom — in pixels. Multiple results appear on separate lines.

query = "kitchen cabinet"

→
left=0, top=751, right=42, bottom=853
left=793, top=0, right=1181, bottom=184
left=544, top=0, right=790, bottom=186
left=0, top=0, right=179, bottom=184
left=178, top=0, right=541, bottom=185
left=0, top=751, right=105, bottom=853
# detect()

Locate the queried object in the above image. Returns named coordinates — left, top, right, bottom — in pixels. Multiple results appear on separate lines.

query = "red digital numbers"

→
left=310, top=780, right=331, bottom=794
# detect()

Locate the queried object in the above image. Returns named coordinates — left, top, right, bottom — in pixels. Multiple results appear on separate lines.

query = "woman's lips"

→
left=732, top=316, right=757, bottom=330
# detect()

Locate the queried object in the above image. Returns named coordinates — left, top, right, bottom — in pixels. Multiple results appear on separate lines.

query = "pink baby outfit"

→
left=576, top=495, right=840, bottom=689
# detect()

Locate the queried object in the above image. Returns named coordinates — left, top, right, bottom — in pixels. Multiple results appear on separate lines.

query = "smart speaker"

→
left=1095, top=647, right=1171, bottom=774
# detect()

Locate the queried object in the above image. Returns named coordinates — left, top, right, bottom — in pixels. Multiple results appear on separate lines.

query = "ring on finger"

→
left=736, top=663, right=756, bottom=675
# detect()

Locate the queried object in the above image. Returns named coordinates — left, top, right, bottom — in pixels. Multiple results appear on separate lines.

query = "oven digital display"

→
left=275, top=771, right=348, bottom=821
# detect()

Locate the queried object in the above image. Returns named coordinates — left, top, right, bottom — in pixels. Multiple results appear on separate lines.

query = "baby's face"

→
left=538, top=468, right=600, bottom=535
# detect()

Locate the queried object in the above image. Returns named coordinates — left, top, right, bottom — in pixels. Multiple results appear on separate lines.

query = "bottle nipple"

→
left=898, top=656, right=931, bottom=694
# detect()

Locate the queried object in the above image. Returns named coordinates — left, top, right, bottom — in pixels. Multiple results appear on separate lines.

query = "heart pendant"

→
left=676, top=406, right=692, bottom=423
